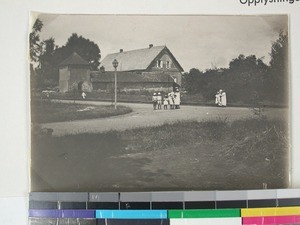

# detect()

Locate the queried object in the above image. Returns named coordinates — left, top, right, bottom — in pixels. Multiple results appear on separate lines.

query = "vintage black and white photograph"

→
left=30, top=14, right=290, bottom=192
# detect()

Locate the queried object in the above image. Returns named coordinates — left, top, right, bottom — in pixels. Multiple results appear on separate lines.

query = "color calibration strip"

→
left=29, top=207, right=300, bottom=224
left=29, top=190, right=300, bottom=224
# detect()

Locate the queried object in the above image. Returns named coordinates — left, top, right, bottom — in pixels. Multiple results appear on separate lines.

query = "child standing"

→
left=152, top=92, right=157, bottom=110
left=168, top=92, right=174, bottom=109
left=163, top=95, right=168, bottom=109
left=157, top=92, right=162, bottom=110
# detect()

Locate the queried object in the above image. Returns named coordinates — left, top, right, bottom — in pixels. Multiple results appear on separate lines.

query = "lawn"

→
left=31, top=100, right=132, bottom=123
left=31, top=117, right=289, bottom=192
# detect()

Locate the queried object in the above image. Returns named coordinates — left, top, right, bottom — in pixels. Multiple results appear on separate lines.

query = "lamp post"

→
left=112, top=59, right=118, bottom=109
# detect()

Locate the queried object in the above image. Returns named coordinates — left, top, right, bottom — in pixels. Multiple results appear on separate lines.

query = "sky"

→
left=35, top=14, right=288, bottom=71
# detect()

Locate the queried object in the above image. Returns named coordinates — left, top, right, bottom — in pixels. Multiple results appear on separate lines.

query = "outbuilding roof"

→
left=100, top=45, right=183, bottom=72
left=59, top=52, right=89, bottom=66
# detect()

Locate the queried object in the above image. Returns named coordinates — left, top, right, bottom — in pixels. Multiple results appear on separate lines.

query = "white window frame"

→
left=157, top=60, right=163, bottom=68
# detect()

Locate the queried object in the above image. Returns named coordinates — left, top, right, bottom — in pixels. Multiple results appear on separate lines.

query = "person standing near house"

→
left=152, top=92, right=158, bottom=110
left=218, top=90, right=223, bottom=106
left=157, top=92, right=162, bottom=110
left=168, top=92, right=174, bottom=109
left=82, top=91, right=86, bottom=99
left=215, top=91, right=221, bottom=106
left=163, top=95, right=168, bottom=110
left=221, top=90, right=227, bottom=107
left=174, top=89, right=181, bottom=109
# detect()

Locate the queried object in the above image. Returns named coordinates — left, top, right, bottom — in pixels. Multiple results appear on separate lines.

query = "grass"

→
left=31, top=117, right=289, bottom=192
left=31, top=100, right=132, bottom=123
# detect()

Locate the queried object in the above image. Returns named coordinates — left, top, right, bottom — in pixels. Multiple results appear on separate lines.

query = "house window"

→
left=157, top=60, right=163, bottom=68
left=166, top=61, right=171, bottom=69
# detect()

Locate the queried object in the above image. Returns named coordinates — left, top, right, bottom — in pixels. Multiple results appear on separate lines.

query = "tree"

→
left=183, top=54, right=270, bottom=104
left=268, top=31, right=289, bottom=103
left=183, top=68, right=203, bottom=93
left=182, top=31, right=287, bottom=106
left=226, top=54, right=269, bottom=104
left=269, top=31, right=288, bottom=74
left=39, top=38, right=57, bottom=84
left=58, top=33, right=101, bottom=70
left=29, top=19, right=43, bottom=63
left=30, top=18, right=44, bottom=89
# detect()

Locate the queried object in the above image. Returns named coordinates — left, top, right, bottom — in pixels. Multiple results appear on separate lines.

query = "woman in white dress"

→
left=215, top=91, right=221, bottom=106
left=221, top=91, right=227, bottom=107
left=174, top=91, right=181, bottom=109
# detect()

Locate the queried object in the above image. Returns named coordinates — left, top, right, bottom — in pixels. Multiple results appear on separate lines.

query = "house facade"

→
left=59, top=45, right=184, bottom=93
left=91, top=71, right=175, bottom=93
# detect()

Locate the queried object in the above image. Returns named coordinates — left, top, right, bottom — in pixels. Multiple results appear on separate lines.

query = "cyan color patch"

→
left=95, top=210, right=168, bottom=219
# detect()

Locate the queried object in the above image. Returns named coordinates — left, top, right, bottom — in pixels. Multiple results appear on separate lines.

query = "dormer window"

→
left=157, top=60, right=163, bottom=68
left=166, top=61, right=171, bottom=69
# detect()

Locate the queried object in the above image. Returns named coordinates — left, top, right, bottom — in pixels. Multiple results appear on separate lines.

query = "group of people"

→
left=152, top=89, right=181, bottom=110
left=215, top=89, right=227, bottom=107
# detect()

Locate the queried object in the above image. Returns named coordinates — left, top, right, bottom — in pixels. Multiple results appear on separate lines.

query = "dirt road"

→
left=41, top=100, right=288, bottom=136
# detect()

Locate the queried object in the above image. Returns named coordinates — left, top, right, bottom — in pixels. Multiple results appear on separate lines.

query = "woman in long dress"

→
left=221, top=91, right=227, bottom=107
left=174, top=91, right=181, bottom=109
left=215, top=91, right=220, bottom=106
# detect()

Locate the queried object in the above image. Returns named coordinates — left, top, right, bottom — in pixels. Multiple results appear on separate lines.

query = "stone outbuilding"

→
left=58, top=52, right=93, bottom=93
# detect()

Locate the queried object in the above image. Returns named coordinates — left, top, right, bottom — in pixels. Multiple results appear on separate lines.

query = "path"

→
left=41, top=100, right=288, bottom=136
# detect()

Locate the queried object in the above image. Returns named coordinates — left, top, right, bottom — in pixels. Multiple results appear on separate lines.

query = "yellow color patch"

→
left=241, top=207, right=300, bottom=217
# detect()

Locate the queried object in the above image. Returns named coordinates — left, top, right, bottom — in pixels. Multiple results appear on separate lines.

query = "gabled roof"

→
left=100, top=46, right=184, bottom=72
left=59, top=52, right=89, bottom=66
left=91, top=71, right=174, bottom=83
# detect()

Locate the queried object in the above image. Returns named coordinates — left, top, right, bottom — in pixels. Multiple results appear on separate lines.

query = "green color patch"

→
left=168, top=209, right=241, bottom=218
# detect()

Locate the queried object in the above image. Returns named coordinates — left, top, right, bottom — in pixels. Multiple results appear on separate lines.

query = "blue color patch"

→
left=61, top=210, right=95, bottom=218
left=95, top=210, right=168, bottom=219
left=29, top=210, right=95, bottom=218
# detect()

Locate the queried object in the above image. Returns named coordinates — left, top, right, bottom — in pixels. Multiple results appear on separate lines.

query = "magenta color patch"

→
left=243, top=215, right=300, bottom=225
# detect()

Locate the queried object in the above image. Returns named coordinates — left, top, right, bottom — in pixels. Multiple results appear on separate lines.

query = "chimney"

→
left=149, top=44, right=153, bottom=49
left=120, top=49, right=123, bottom=53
